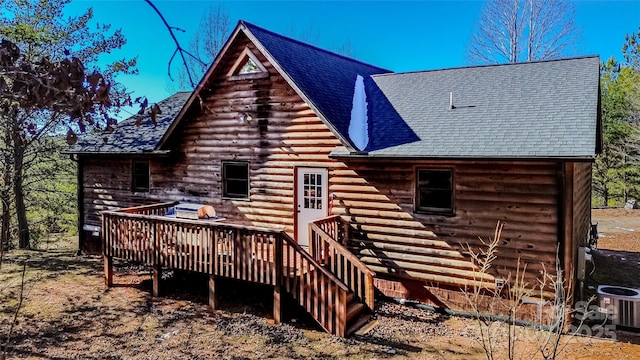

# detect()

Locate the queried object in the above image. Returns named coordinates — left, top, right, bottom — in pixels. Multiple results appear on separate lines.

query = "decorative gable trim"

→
left=227, top=47, right=269, bottom=80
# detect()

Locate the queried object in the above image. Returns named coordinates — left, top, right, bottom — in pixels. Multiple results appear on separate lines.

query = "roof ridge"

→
left=240, top=20, right=392, bottom=73
left=372, top=55, right=600, bottom=78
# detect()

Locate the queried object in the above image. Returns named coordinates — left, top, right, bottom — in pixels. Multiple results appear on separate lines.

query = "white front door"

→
left=296, top=167, right=328, bottom=246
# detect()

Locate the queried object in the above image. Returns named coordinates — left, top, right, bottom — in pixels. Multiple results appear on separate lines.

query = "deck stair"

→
left=101, top=202, right=375, bottom=337
left=346, top=293, right=374, bottom=336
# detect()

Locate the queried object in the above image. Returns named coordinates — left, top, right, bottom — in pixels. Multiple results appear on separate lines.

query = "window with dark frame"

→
left=416, top=169, right=453, bottom=214
left=132, top=160, right=150, bottom=192
left=222, top=161, right=249, bottom=199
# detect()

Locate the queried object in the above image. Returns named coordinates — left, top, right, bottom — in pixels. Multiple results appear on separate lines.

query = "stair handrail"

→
left=278, top=231, right=349, bottom=291
left=310, top=222, right=375, bottom=278
left=278, top=231, right=350, bottom=336
left=310, top=218, right=375, bottom=311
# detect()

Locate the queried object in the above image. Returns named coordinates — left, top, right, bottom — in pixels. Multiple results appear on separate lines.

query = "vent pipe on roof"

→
left=449, top=92, right=455, bottom=110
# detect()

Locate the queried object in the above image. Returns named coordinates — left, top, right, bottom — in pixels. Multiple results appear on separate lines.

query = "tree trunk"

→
left=0, top=198, right=8, bottom=269
left=1, top=196, right=9, bottom=249
left=1, top=127, right=12, bottom=251
left=14, top=183, right=28, bottom=249
left=12, top=130, right=29, bottom=250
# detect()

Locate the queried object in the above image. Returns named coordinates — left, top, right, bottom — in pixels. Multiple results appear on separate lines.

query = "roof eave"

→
left=329, top=153, right=597, bottom=162
left=63, top=150, right=172, bottom=156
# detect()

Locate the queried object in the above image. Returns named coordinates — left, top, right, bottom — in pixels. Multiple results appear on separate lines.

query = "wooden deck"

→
left=102, top=202, right=374, bottom=337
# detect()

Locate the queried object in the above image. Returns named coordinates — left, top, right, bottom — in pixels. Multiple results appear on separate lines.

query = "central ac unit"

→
left=597, top=285, right=640, bottom=329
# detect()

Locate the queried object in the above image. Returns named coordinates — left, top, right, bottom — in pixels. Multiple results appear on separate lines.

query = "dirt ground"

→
left=2, top=214, right=640, bottom=359
left=593, top=208, right=640, bottom=253
left=591, top=208, right=640, bottom=289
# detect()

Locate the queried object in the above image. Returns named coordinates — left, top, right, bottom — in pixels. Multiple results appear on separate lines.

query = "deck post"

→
left=103, top=255, right=113, bottom=287
left=339, top=217, right=349, bottom=246
left=273, top=285, right=282, bottom=324
left=273, top=233, right=284, bottom=324
left=152, top=264, right=161, bottom=297
left=208, top=275, right=218, bottom=310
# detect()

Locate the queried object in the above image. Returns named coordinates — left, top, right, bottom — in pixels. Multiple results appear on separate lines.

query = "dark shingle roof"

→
left=243, top=22, right=419, bottom=151
left=67, top=92, right=190, bottom=154
left=358, top=56, right=601, bottom=158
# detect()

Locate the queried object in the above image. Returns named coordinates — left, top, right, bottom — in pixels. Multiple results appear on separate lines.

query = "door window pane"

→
left=302, top=171, right=323, bottom=209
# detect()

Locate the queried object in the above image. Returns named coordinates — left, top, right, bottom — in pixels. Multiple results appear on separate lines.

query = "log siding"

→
left=337, top=160, right=561, bottom=289
left=572, top=162, right=592, bottom=250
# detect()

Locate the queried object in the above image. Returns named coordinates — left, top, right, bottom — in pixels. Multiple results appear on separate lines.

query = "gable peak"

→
left=227, top=47, right=269, bottom=80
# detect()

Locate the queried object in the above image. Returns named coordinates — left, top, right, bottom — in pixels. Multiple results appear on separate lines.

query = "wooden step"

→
left=354, top=319, right=379, bottom=336
left=346, top=302, right=365, bottom=323
left=346, top=313, right=375, bottom=337
left=346, top=292, right=354, bottom=304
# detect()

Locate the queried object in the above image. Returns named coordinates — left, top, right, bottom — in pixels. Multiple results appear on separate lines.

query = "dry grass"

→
left=0, top=233, right=639, bottom=359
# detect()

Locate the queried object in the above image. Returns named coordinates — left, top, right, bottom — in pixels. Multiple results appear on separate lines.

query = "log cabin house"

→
left=67, top=21, right=601, bottom=336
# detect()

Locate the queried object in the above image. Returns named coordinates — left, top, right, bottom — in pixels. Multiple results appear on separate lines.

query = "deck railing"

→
left=312, top=213, right=349, bottom=245
left=103, top=210, right=281, bottom=285
left=309, top=216, right=375, bottom=311
left=102, top=204, right=353, bottom=337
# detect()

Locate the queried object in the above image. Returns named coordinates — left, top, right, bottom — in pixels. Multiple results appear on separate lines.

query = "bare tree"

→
left=166, top=4, right=230, bottom=91
left=622, top=27, right=640, bottom=70
left=287, top=23, right=355, bottom=57
left=468, top=0, right=578, bottom=64
left=463, top=222, right=594, bottom=360
left=287, top=23, right=320, bottom=45
left=190, top=5, right=230, bottom=74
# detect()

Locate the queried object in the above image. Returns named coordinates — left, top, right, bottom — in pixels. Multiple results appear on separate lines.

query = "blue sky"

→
left=65, top=0, right=640, bottom=110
